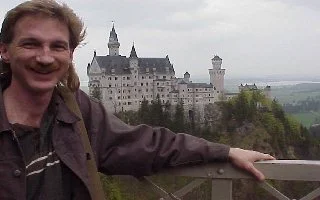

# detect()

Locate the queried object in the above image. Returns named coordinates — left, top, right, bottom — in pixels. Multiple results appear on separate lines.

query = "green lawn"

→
left=291, top=112, right=320, bottom=128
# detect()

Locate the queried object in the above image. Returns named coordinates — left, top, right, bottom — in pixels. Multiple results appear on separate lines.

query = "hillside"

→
left=99, top=90, right=320, bottom=200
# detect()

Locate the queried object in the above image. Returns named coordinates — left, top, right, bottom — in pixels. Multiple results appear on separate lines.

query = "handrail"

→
left=139, top=160, right=320, bottom=200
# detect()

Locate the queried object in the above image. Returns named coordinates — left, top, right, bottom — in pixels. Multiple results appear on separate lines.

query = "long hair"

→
left=0, top=0, right=86, bottom=91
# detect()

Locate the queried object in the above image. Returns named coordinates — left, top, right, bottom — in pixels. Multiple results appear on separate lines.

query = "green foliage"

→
left=90, top=87, right=102, bottom=100
left=100, top=174, right=122, bottom=200
left=138, top=98, right=151, bottom=124
left=102, top=88, right=320, bottom=199
left=172, top=99, right=185, bottom=132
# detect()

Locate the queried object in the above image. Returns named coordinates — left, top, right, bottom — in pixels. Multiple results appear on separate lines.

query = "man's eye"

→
left=52, top=45, right=68, bottom=51
left=22, top=42, right=38, bottom=48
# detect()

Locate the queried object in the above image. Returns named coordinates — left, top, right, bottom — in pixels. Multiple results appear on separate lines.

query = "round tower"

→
left=208, top=55, right=225, bottom=93
left=183, top=72, right=190, bottom=83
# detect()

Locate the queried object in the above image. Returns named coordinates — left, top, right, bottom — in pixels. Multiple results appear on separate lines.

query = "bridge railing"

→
left=139, top=160, right=320, bottom=200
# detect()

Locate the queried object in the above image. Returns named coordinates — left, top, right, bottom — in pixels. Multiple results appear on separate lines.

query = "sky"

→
left=1, top=0, right=320, bottom=83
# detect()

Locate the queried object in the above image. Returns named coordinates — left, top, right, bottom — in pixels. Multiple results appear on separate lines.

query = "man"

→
left=0, top=0, right=274, bottom=199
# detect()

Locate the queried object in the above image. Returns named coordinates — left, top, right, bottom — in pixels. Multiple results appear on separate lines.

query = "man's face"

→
left=0, top=14, right=73, bottom=94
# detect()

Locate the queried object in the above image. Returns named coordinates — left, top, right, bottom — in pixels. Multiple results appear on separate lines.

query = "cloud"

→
left=1, top=0, right=320, bottom=82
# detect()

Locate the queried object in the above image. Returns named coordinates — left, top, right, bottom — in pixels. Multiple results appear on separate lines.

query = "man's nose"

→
left=36, top=47, right=54, bottom=65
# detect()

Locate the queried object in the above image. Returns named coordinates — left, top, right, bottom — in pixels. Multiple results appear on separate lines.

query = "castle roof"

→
left=212, top=55, right=222, bottom=61
left=129, top=45, right=138, bottom=58
left=94, top=55, right=174, bottom=75
left=187, top=83, right=213, bottom=88
left=109, top=24, right=119, bottom=42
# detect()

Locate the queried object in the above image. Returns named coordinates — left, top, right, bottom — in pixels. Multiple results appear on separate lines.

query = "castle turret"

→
left=209, top=55, right=225, bottom=93
left=108, top=24, right=120, bottom=56
left=184, top=72, right=190, bottom=83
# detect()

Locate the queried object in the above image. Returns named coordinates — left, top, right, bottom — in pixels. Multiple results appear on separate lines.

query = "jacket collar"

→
left=0, top=88, right=11, bottom=133
left=0, top=85, right=80, bottom=134
left=54, top=90, right=80, bottom=124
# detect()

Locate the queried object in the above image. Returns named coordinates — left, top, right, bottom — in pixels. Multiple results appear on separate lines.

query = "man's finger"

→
left=245, top=163, right=265, bottom=181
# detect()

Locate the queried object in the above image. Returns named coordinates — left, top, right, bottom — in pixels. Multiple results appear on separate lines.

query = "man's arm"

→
left=76, top=90, right=274, bottom=179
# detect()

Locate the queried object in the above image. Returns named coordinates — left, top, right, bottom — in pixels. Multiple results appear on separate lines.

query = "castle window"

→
left=163, top=76, right=166, bottom=79
left=109, top=97, right=112, bottom=100
left=142, top=76, right=144, bottom=79
left=109, top=84, right=111, bottom=87
left=123, top=77, right=125, bottom=80
left=123, top=84, right=125, bottom=86
left=108, top=77, right=111, bottom=80
left=157, top=83, right=159, bottom=86
left=146, top=89, right=148, bottom=92
left=128, top=102, right=132, bottom=105
left=127, top=77, right=130, bottom=80
left=128, top=96, right=131, bottom=99
left=115, top=77, right=118, bottom=80
left=141, top=83, right=143, bottom=86
left=118, top=96, right=120, bottom=99
left=146, top=83, right=149, bottom=86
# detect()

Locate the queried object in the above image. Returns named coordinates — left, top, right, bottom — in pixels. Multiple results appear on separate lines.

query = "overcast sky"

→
left=1, top=0, right=320, bottom=83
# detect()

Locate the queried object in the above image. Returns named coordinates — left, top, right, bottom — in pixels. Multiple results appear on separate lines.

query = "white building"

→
left=87, top=25, right=226, bottom=113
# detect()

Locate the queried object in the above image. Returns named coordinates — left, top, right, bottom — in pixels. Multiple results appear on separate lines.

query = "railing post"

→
left=211, top=179, right=232, bottom=200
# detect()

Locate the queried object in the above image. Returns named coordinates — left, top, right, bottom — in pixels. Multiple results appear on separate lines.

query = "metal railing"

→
left=139, top=160, right=320, bottom=200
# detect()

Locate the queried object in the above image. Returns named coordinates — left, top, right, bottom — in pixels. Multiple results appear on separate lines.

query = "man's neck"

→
left=3, top=84, right=54, bottom=128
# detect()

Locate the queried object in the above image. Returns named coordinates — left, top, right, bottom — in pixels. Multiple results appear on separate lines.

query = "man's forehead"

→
left=13, top=14, right=70, bottom=42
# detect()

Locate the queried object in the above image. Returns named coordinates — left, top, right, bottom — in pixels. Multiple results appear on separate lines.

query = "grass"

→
left=290, top=112, right=320, bottom=128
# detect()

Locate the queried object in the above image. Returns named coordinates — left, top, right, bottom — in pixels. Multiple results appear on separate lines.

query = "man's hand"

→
left=228, top=148, right=275, bottom=181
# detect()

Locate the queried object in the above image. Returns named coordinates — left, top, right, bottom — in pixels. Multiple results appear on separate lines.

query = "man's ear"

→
left=0, top=43, right=10, bottom=63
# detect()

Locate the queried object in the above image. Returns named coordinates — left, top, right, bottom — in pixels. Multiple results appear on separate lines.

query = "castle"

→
left=87, top=25, right=226, bottom=113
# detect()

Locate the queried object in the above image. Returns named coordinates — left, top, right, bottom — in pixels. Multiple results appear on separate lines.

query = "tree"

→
left=138, top=97, right=151, bottom=124
left=150, top=94, right=164, bottom=126
left=90, top=86, right=102, bottom=100
left=172, top=99, right=185, bottom=132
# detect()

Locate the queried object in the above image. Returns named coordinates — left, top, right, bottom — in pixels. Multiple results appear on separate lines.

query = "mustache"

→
left=29, top=64, right=60, bottom=73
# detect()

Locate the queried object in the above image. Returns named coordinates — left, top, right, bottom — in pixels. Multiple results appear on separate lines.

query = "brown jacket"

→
left=0, top=89, right=230, bottom=200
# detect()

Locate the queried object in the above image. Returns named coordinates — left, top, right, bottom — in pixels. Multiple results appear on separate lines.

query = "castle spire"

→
left=130, top=43, right=138, bottom=58
left=108, top=22, right=120, bottom=56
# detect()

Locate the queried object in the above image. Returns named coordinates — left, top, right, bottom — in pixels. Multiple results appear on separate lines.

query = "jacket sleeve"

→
left=76, top=90, right=230, bottom=177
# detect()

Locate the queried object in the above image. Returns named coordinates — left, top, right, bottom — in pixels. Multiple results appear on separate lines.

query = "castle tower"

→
left=264, top=85, right=271, bottom=98
left=108, top=24, right=120, bottom=56
left=209, top=55, right=225, bottom=93
left=183, top=72, right=190, bottom=83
